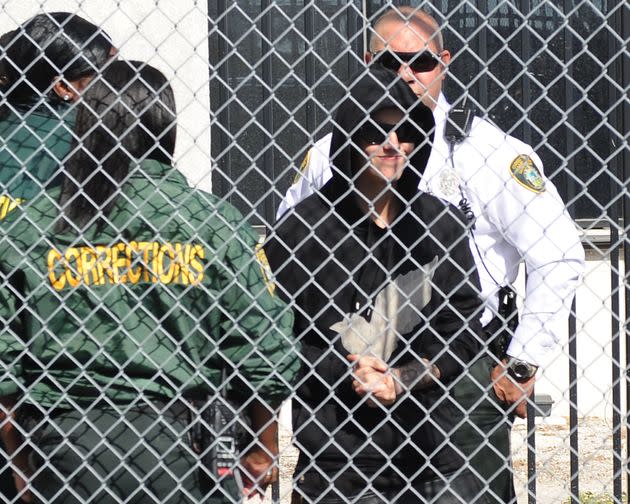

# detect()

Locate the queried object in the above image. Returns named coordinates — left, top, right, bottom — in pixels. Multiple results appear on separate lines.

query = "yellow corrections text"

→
left=47, top=242, right=205, bottom=290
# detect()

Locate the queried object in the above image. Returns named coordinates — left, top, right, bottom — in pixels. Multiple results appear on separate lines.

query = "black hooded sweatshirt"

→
left=266, top=66, right=484, bottom=484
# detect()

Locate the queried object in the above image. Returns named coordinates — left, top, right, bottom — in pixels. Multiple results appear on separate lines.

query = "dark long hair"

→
left=0, top=12, right=114, bottom=110
left=57, top=60, right=177, bottom=231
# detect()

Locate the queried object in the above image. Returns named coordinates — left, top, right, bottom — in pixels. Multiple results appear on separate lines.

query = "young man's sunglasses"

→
left=354, top=120, right=418, bottom=145
left=372, top=50, right=440, bottom=73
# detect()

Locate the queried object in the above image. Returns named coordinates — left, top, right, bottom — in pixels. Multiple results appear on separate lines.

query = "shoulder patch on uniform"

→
left=0, top=195, right=24, bottom=220
left=255, top=243, right=276, bottom=296
left=293, top=149, right=311, bottom=185
left=509, top=155, right=545, bottom=194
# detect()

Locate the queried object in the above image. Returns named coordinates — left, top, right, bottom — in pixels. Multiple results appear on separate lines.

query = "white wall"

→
left=0, top=0, right=213, bottom=192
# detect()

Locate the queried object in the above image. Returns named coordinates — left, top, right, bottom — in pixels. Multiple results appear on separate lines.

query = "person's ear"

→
left=364, top=51, right=373, bottom=65
left=439, top=50, right=451, bottom=68
left=52, top=79, right=80, bottom=103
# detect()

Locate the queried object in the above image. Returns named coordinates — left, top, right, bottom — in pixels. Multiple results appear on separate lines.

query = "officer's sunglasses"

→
left=354, top=120, right=417, bottom=145
left=372, top=50, right=441, bottom=73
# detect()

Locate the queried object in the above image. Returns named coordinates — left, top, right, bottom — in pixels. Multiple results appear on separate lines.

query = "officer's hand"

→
left=491, top=359, right=536, bottom=418
left=347, top=355, right=396, bottom=407
left=0, top=397, right=33, bottom=503
left=12, top=450, right=33, bottom=503
left=240, top=447, right=277, bottom=499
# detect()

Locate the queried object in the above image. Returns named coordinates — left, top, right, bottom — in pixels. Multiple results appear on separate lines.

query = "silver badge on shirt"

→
left=438, top=167, right=461, bottom=197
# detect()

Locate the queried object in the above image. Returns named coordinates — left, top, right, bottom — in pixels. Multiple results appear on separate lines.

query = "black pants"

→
left=445, top=355, right=516, bottom=503
left=292, top=468, right=489, bottom=503
left=26, top=406, right=238, bottom=504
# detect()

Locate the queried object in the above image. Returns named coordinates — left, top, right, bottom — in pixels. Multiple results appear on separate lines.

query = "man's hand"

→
left=241, top=402, right=278, bottom=499
left=11, top=449, right=33, bottom=503
left=491, top=359, right=536, bottom=418
left=0, top=395, right=33, bottom=502
left=240, top=447, right=277, bottom=499
left=347, top=355, right=397, bottom=407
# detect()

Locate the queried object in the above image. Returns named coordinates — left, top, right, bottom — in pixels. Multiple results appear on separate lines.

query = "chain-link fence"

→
left=0, top=1, right=628, bottom=503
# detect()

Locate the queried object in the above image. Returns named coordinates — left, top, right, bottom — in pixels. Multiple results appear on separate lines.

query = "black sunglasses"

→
left=354, top=120, right=418, bottom=145
left=372, top=50, right=440, bottom=73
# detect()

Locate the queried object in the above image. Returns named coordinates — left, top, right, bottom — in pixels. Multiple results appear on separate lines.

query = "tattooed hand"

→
left=391, top=359, right=440, bottom=394
left=347, top=355, right=441, bottom=406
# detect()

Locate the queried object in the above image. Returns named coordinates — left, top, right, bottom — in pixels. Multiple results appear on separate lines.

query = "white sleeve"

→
left=275, top=134, right=333, bottom=221
left=483, top=149, right=585, bottom=365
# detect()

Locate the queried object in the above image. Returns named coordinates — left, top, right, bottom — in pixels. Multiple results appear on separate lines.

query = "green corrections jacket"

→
left=0, top=104, right=74, bottom=219
left=0, top=159, right=299, bottom=409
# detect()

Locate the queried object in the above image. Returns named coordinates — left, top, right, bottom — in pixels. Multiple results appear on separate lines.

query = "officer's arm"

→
left=0, top=266, right=31, bottom=500
left=216, top=216, right=301, bottom=409
left=240, top=401, right=278, bottom=497
left=0, top=395, right=32, bottom=501
left=275, top=134, right=333, bottom=221
left=0, top=248, right=33, bottom=502
left=488, top=153, right=585, bottom=366
left=0, top=265, right=26, bottom=399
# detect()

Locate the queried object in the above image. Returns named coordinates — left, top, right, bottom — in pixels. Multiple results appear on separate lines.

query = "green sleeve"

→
left=0, top=266, right=26, bottom=397
left=217, top=221, right=300, bottom=409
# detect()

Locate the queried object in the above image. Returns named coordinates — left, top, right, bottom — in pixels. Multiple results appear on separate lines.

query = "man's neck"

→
left=354, top=184, right=401, bottom=228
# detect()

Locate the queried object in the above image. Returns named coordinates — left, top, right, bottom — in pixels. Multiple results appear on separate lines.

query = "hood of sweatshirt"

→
left=321, top=64, right=435, bottom=218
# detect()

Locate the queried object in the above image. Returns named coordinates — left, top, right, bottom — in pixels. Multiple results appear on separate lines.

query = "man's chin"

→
left=417, top=94, right=439, bottom=110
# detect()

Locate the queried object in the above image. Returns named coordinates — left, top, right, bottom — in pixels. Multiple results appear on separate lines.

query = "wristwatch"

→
left=507, top=359, right=538, bottom=382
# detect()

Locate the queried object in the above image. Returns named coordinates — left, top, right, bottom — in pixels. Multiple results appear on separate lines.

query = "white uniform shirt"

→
left=276, top=93, right=585, bottom=366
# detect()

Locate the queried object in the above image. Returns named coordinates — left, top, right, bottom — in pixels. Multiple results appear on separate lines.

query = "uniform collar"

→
left=12, top=100, right=72, bottom=118
left=419, top=93, right=454, bottom=191
left=433, top=93, right=451, bottom=131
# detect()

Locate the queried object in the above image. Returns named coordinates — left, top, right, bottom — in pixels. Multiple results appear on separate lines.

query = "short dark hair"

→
left=57, top=60, right=177, bottom=231
left=0, top=12, right=114, bottom=107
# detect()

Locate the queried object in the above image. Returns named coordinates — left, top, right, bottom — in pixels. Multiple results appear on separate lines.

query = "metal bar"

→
left=561, top=0, right=579, bottom=501
left=568, top=303, right=579, bottom=504
left=560, top=3, right=582, bottom=496
left=261, top=0, right=274, bottom=226
left=527, top=394, right=536, bottom=504
left=209, top=0, right=232, bottom=199
left=347, top=0, right=362, bottom=78
left=610, top=4, right=624, bottom=502
left=519, top=5, right=538, bottom=504
left=477, top=0, right=489, bottom=109
left=620, top=4, right=630, bottom=501
left=611, top=219, right=621, bottom=502
left=258, top=0, right=278, bottom=492
left=304, top=1, right=316, bottom=137
left=520, top=0, right=532, bottom=146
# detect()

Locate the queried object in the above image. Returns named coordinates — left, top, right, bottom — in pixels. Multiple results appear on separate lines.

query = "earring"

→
left=63, top=95, right=70, bottom=101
